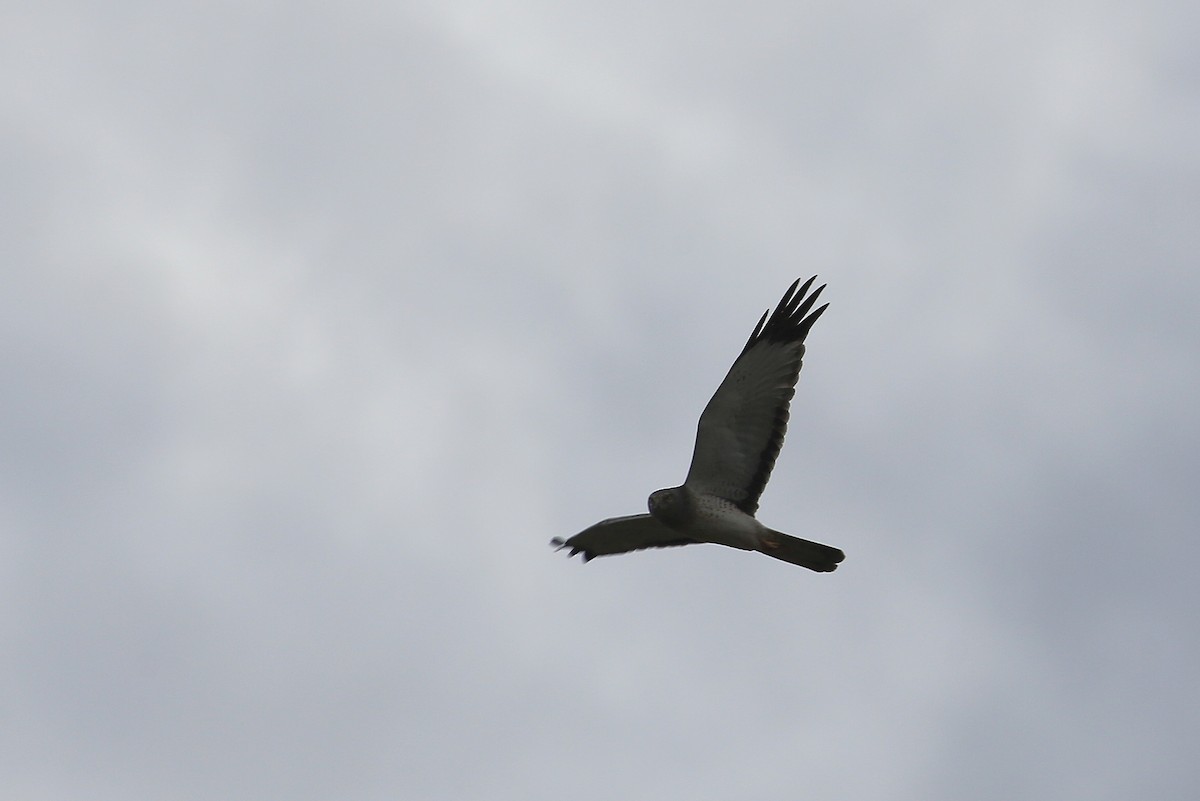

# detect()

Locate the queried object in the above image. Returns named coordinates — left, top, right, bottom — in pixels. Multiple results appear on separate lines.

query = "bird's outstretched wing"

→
left=551, top=514, right=697, bottom=562
left=683, top=276, right=828, bottom=515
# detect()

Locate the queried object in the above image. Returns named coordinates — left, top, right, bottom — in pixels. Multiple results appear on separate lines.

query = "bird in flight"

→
left=552, top=276, right=844, bottom=572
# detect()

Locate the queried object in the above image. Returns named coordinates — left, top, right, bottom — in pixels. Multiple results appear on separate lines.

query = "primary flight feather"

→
left=552, top=276, right=844, bottom=572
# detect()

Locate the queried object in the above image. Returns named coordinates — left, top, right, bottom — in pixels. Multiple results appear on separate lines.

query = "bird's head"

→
left=648, top=487, right=687, bottom=525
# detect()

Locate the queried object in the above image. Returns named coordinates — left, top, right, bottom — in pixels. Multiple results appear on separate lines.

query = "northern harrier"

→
left=552, top=277, right=844, bottom=572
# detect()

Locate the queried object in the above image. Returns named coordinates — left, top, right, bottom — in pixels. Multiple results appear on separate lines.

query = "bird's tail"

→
left=758, top=529, right=845, bottom=572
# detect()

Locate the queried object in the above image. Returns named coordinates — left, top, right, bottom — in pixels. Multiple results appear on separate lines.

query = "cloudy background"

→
left=3, top=1, right=1198, bottom=798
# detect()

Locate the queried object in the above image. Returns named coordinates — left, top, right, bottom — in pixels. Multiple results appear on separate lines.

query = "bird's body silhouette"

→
left=552, top=277, right=843, bottom=572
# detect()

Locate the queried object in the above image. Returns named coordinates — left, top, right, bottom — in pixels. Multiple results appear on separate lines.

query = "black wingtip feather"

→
left=742, top=309, right=770, bottom=353
left=741, top=276, right=828, bottom=354
left=550, top=537, right=595, bottom=563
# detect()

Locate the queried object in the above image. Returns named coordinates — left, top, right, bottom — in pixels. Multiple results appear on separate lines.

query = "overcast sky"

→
left=3, top=1, right=1198, bottom=799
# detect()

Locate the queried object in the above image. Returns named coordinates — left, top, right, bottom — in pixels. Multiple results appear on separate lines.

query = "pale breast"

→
left=686, top=493, right=762, bottom=550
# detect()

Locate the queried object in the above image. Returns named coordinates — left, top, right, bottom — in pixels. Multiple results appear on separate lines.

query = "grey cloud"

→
left=2, top=2, right=1197, bottom=799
